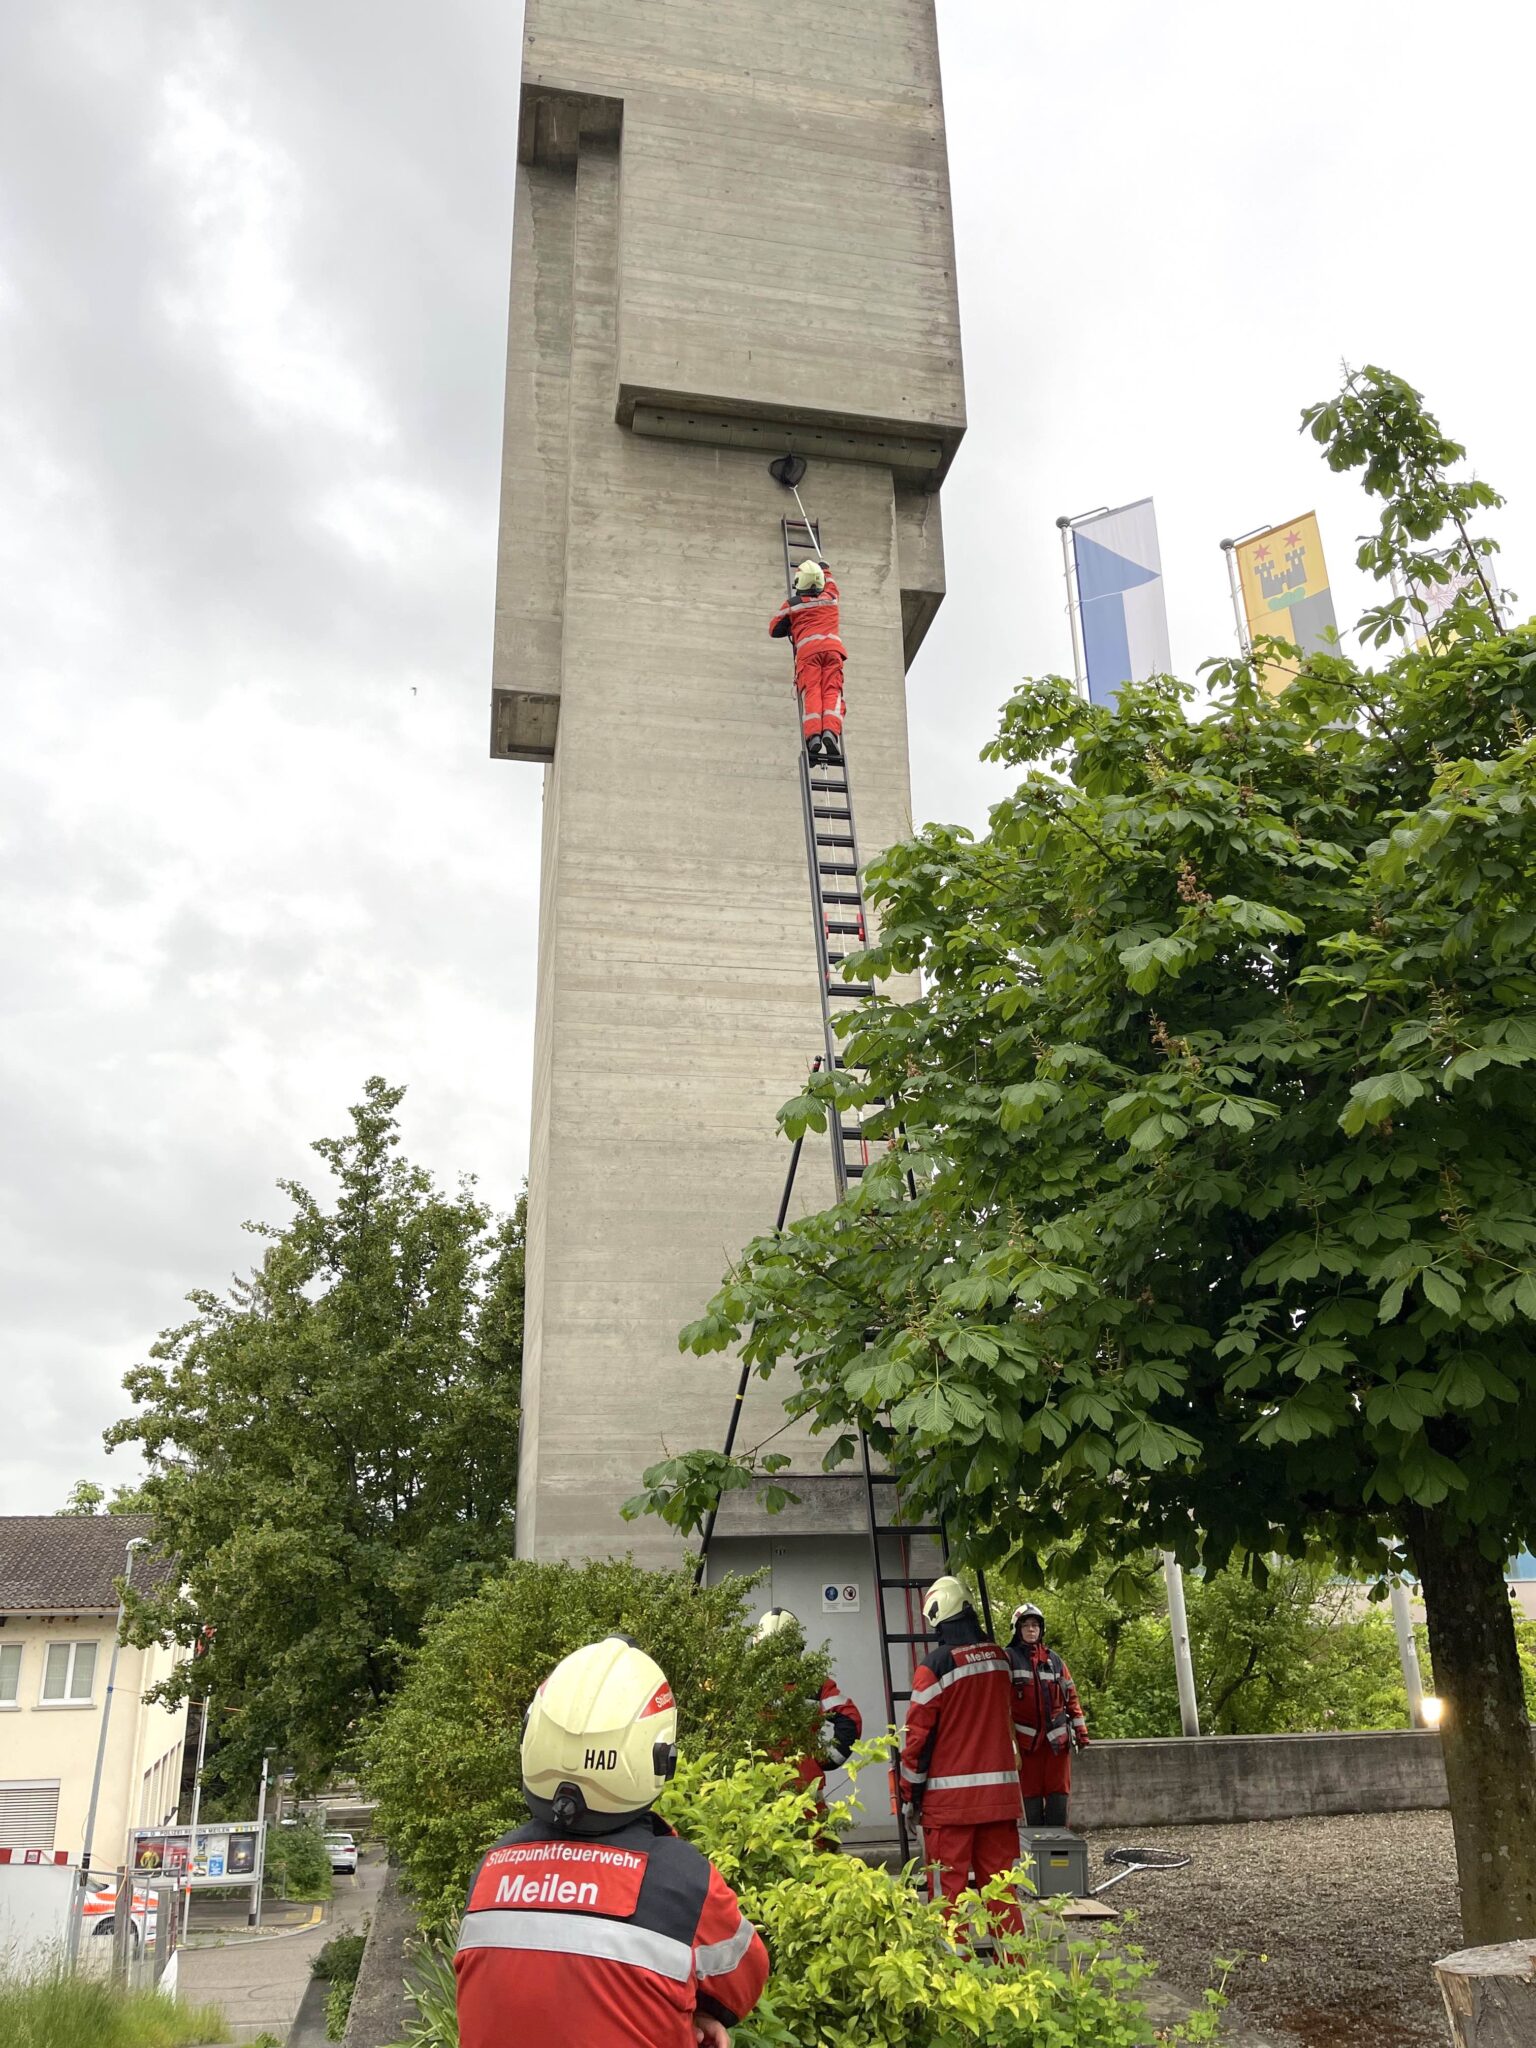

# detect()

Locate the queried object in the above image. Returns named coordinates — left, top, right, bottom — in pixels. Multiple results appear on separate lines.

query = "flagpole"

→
left=1219, top=538, right=1250, bottom=653
left=1056, top=516, right=1087, bottom=695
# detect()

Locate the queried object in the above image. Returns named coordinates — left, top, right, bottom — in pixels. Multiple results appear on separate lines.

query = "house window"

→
left=0, top=1644, right=21, bottom=1705
left=0, top=1780, right=61, bottom=1849
left=41, top=1640, right=99, bottom=1704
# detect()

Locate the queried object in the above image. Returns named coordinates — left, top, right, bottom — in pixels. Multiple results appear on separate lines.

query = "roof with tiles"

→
left=0, top=1515, right=178, bottom=1614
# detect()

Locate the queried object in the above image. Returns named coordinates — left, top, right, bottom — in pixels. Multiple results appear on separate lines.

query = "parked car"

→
left=83, top=1878, right=156, bottom=1948
left=325, top=1832, right=358, bottom=1875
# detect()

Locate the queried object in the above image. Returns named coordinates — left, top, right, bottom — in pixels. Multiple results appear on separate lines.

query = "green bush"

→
left=656, top=1750, right=1210, bottom=2047
left=0, top=1968, right=225, bottom=2048
left=312, top=1929, right=368, bottom=1983
left=364, top=1558, right=828, bottom=1925
left=264, top=1821, right=334, bottom=1901
left=325, top=1978, right=355, bottom=2042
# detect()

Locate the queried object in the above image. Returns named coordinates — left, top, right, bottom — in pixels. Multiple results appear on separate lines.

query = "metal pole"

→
left=1220, top=539, right=1250, bottom=653
left=248, top=1754, right=270, bottom=1930
left=188, top=1691, right=211, bottom=1835
left=1162, top=1553, right=1201, bottom=1737
left=1056, top=517, right=1086, bottom=693
left=1390, top=1578, right=1427, bottom=1728
left=68, top=1535, right=148, bottom=1969
left=789, top=484, right=825, bottom=560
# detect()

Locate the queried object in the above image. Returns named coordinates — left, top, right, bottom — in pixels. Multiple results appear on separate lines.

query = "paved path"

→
left=179, top=1848, right=385, bottom=2043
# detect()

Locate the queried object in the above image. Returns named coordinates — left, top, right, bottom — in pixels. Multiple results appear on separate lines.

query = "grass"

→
left=0, top=1966, right=227, bottom=2047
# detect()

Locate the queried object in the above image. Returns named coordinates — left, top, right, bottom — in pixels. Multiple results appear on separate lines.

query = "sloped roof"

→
left=0, top=1515, right=178, bottom=1613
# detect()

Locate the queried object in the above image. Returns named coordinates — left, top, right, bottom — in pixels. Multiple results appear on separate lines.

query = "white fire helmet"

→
left=521, top=1637, right=678, bottom=1835
left=752, top=1607, right=800, bottom=1645
left=793, top=559, right=826, bottom=593
left=922, top=1575, right=972, bottom=1628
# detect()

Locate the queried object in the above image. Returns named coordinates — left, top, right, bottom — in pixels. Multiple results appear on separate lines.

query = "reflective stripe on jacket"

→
left=1007, top=1642, right=1088, bottom=1755
left=900, top=1622, right=1022, bottom=1826
left=455, top=1814, right=768, bottom=2048
left=769, top=574, right=847, bottom=661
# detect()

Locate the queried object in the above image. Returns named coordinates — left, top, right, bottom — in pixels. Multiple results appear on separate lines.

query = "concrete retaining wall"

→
left=1071, top=1729, right=1454, bottom=1829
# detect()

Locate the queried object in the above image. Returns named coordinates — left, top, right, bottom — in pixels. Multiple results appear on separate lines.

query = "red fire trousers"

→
left=921, top=1819, right=1024, bottom=1934
left=796, top=651, right=846, bottom=740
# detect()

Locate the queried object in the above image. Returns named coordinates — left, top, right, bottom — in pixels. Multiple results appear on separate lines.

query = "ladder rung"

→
left=812, top=805, right=851, bottom=819
left=879, top=1523, right=945, bottom=1538
left=819, top=863, right=858, bottom=877
left=820, top=893, right=862, bottom=906
left=829, top=983, right=874, bottom=998
left=879, top=1576, right=934, bottom=1589
left=844, top=1164, right=864, bottom=1179
left=816, top=833, right=855, bottom=847
left=891, top=1689, right=913, bottom=1703
left=838, top=1126, right=868, bottom=1141
left=825, top=921, right=863, bottom=934
left=884, top=1631, right=937, bottom=1645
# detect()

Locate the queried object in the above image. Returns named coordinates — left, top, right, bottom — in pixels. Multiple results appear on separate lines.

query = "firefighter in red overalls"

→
left=752, top=1607, right=863, bottom=1806
left=769, top=557, right=847, bottom=764
left=1007, top=1602, right=1090, bottom=1828
left=455, top=1637, right=768, bottom=2048
left=899, top=1576, right=1024, bottom=1933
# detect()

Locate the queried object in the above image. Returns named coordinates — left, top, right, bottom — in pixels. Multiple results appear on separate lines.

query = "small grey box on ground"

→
left=1019, top=1828, right=1090, bottom=1898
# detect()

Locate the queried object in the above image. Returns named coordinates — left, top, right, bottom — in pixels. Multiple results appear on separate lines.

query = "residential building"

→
left=0, top=1516, right=189, bottom=1868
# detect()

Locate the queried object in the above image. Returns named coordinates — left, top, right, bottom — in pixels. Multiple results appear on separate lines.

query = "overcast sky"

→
left=4, top=1, right=1532, bottom=1513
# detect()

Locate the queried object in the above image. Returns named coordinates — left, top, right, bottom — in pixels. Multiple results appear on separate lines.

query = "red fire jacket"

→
left=1007, top=1642, right=1088, bottom=1757
left=899, top=1627, right=1022, bottom=1826
left=769, top=573, right=846, bottom=663
left=455, top=1813, right=768, bottom=2048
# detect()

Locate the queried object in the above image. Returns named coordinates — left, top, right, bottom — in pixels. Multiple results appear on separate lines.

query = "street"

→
left=178, top=1847, right=386, bottom=2043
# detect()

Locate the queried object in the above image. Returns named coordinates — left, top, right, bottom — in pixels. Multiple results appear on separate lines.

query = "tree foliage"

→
left=1002, top=1552, right=1417, bottom=1738
left=628, top=368, right=1536, bottom=1938
left=363, top=1558, right=830, bottom=1928
left=108, top=1079, right=524, bottom=1795
left=655, top=1752, right=1221, bottom=2047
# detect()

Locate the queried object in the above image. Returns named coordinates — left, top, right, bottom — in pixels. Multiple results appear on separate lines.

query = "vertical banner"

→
left=1233, top=513, right=1337, bottom=690
left=1069, top=499, right=1171, bottom=707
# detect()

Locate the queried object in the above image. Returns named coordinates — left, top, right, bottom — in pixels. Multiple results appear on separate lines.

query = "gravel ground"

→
left=1079, top=1811, right=1462, bottom=2048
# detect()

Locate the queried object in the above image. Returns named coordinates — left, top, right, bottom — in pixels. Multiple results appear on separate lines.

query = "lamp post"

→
left=67, top=1534, right=150, bottom=1969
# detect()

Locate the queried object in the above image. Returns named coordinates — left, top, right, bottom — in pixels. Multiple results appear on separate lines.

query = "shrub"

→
left=0, top=1967, right=226, bottom=2047
left=655, top=1748, right=1208, bottom=2047
left=312, top=1929, right=368, bottom=1983
left=364, top=1558, right=828, bottom=1924
left=264, top=1821, right=333, bottom=1901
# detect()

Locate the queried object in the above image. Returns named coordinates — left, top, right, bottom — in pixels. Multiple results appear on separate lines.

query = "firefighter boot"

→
left=806, top=732, right=825, bottom=763
left=819, top=729, right=843, bottom=765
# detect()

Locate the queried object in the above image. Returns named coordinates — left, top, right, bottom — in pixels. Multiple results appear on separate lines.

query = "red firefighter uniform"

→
left=1008, top=1639, right=1089, bottom=1818
left=775, top=1674, right=864, bottom=1803
left=455, top=1812, right=768, bottom=2048
left=769, top=571, right=847, bottom=744
left=900, top=1628, right=1023, bottom=1927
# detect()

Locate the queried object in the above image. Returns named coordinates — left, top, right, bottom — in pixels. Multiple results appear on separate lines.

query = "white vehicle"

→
left=325, top=1832, right=358, bottom=1876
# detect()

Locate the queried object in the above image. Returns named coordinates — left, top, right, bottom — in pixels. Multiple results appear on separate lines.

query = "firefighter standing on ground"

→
left=753, top=1607, right=863, bottom=1805
left=769, top=557, right=847, bottom=763
left=899, top=1576, right=1024, bottom=1932
left=454, top=1637, right=768, bottom=2048
left=1007, top=1602, right=1090, bottom=1828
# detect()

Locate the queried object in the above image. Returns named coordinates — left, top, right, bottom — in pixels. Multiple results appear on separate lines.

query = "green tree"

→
left=56, top=1479, right=151, bottom=1514
left=108, top=1079, right=524, bottom=1795
left=362, top=1558, right=829, bottom=1926
left=629, top=371, right=1536, bottom=1941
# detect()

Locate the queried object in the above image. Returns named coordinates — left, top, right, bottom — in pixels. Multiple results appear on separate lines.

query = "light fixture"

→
left=1421, top=1695, right=1445, bottom=1727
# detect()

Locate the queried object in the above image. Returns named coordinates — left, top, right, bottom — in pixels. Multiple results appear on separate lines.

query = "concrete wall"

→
left=1070, top=1730, right=1464, bottom=1831
left=496, top=0, right=964, bottom=1564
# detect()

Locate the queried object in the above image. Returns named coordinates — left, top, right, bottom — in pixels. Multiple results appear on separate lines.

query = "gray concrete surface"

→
left=179, top=1848, right=384, bottom=2044
left=1071, top=1728, right=1536, bottom=1829
left=340, top=1864, right=420, bottom=2048
left=495, top=0, right=966, bottom=1582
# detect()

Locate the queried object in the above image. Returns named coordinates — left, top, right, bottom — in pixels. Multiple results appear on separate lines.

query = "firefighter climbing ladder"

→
left=697, top=510, right=990, bottom=1863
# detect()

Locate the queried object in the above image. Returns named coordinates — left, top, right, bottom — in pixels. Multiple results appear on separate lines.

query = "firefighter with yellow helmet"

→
left=898, top=1576, right=1024, bottom=1930
left=455, top=1637, right=768, bottom=2048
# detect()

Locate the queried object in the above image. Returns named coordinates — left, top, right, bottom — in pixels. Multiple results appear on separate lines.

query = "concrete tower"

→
left=492, top=0, right=964, bottom=1708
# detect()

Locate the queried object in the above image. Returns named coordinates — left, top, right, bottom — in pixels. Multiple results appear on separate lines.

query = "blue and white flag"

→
left=1069, top=498, right=1171, bottom=707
